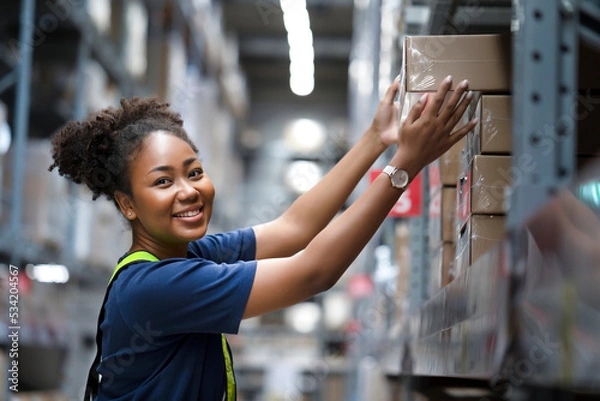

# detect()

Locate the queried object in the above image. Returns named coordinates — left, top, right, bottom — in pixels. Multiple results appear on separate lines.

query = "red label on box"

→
left=369, top=169, right=423, bottom=217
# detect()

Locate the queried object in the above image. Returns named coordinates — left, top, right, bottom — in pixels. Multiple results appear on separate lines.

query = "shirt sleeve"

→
left=187, top=227, right=256, bottom=263
left=115, top=257, right=257, bottom=335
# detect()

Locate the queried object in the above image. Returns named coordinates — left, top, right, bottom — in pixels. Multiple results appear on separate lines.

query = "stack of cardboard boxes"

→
left=400, top=34, right=512, bottom=296
left=399, top=34, right=600, bottom=297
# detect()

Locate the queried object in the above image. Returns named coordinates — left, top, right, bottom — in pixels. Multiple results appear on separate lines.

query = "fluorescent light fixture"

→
left=290, top=74, right=315, bottom=97
left=281, top=0, right=315, bottom=96
left=289, top=60, right=314, bottom=76
left=281, top=0, right=307, bottom=14
left=26, top=264, right=70, bottom=284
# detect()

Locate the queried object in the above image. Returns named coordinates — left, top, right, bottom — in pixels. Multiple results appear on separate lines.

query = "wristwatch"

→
left=382, top=165, right=410, bottom=190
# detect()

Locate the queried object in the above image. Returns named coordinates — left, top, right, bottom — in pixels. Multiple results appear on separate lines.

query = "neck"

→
left=129, top=235, right=189, bottom=260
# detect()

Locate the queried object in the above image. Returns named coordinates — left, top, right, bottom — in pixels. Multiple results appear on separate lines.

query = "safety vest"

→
left=84, top=250, right=237, bottom=401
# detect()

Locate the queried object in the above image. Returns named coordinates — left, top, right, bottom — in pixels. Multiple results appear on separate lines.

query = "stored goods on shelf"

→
left=403, top=34, right=512, bottom=92
left=456, top=155, right=512, bottom=229
left=428, top=186, right=457, bottom=249
left=468, top=95, right=512, bottom=157
left=429, top=242, right=456, bottom=297
left=455, top=215, right=506, bottom=276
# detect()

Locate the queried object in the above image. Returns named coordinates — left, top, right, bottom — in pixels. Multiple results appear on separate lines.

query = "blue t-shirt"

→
left=96, top=228, right=257, bottom=401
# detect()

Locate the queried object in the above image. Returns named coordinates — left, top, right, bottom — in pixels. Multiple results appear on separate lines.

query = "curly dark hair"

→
left=49, top=97, right=198, bottom=205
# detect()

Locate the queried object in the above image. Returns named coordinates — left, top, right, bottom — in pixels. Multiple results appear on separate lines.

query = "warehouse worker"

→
left=49, top=75, right=476, bottom=401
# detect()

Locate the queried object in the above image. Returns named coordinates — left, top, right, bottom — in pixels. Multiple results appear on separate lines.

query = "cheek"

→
left=205, top=182, right=216, bottom=203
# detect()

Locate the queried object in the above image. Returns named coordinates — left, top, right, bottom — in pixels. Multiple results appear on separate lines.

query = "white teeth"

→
left=175, top=209, right=200, bottom=218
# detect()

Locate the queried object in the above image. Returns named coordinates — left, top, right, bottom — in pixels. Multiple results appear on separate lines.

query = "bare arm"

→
left=244, top=77, right=476, bottom=318
left=253, top=80, right=402, bottom=259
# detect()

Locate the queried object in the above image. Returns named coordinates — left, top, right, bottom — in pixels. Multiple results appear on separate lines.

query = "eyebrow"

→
left=148, top=157, right=199, bottom=174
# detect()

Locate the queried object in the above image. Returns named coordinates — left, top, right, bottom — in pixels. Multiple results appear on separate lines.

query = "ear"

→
left=114, top=190, right=137, bottom=221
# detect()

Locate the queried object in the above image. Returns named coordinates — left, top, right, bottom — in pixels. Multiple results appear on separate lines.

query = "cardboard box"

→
left=404, top=35, right=600, bottom=93
left=428, top=187, right=457, bottom=249
left=429, top=243, right=456, bottom=297
left=469, top=95, right=512, bottom=157
left=404, top=34, right=512, bottom=92
left=456, top=155, right=511, bottom=230
left=467, top=94, right=600, bottom=159
left=455, top=215, right=506, bottom=276
left=428, top=137, right=466, bottom=189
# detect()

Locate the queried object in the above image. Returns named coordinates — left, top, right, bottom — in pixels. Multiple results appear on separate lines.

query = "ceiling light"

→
left=281, top=0, right=315, bottom=96
left=290, top=74, right=315, bottom=97
left=285, top=302, right=322, bottom=333
left=25, top=264, right=70, bottom=284
left=284, top=119, right=326, bottom=153
left=284, top=160, right=323, bottom=194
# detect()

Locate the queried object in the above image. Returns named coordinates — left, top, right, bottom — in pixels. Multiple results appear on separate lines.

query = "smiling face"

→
left=118, top=131, right=215, bottom=256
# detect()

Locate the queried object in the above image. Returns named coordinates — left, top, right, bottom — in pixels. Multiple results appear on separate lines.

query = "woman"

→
left=50, top=76, right=475, bottom=400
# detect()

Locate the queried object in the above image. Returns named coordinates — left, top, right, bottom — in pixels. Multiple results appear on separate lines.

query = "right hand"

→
left=394, top=76, right=478, bottom=178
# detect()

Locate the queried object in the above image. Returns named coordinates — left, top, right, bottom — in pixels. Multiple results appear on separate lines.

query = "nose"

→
left=176, top=179, right=199, bottom=202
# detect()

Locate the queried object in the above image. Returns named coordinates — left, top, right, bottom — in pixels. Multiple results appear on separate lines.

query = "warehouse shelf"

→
left=383, top=0, right=600, bottom=400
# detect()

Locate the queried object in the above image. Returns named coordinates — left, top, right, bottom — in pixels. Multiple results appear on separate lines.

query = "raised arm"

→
left=244, top=76, right=476, bottom=319
left=253, top=79, right=403, bottom=259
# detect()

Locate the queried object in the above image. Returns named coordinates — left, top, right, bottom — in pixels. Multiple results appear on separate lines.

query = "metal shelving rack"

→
left=390, top=0, right=600, bottom=400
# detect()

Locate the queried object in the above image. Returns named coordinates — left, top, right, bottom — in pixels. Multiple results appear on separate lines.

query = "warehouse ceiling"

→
left=220, top=0, right=354, bottom=108
left=219, top=0, right=514, bottom=111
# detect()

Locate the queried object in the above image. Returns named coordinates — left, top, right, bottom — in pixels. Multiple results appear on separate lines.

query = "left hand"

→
left=369, top=78, right=402, bottom=147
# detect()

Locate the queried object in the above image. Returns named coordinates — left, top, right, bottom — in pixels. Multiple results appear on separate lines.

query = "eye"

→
left=154, top=177, right=172, bottom=187
left=189, top=168, right=204, bottom=179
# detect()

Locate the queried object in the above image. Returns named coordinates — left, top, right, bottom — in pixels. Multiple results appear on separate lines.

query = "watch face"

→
left=392, top=169, right=409, bottom=188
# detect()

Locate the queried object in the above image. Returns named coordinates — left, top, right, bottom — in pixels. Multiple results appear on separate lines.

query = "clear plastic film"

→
left=515, top=159, right=600, bottom=385
left=471, top=155, right=512, bottom=215
left=456, top=156, right=511, bottom=229
left=468, top=95, right=512, bottom=158
left=429, top=243, right=456, bottom=297
left=454, top=215, right=506, bottom=277
left=404, top=34, right=511, bottom=93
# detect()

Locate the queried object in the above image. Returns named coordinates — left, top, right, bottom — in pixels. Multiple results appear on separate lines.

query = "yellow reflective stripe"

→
left=221, top=334, right=236, bottom=401
left=109, top=251, right=159, bottom=284
left=109, top=251, right=237, bottom=399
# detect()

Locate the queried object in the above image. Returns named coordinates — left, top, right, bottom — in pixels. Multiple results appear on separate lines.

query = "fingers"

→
left=448, top=117, right=478, bottom=145
left=423, top=75, right=453, bottom=118
left=405, top=93, right=428, bottom=125
left=381, top=79, right=400, bottom=105
left=445, top=90, right=475, bottom=130
left=438, top=79, right=470, bottom=122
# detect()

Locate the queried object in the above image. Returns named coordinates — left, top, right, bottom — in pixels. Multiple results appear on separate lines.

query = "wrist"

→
left=364, top=125, right=389, bottom=154
left=389, top=147, right=423, bottom=182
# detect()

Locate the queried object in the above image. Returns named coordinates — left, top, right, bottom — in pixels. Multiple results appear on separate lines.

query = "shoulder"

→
left=188, top=227, right=256, bottom=261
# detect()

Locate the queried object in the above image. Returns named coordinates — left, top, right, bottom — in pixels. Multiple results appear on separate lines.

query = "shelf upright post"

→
left=509, top=0, right=579, bottom=233
left=9, top=0, right=36, bottom=265
left=509, top=0, right=579, bottom=397
left=63, top=0, right=89, bottom=268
